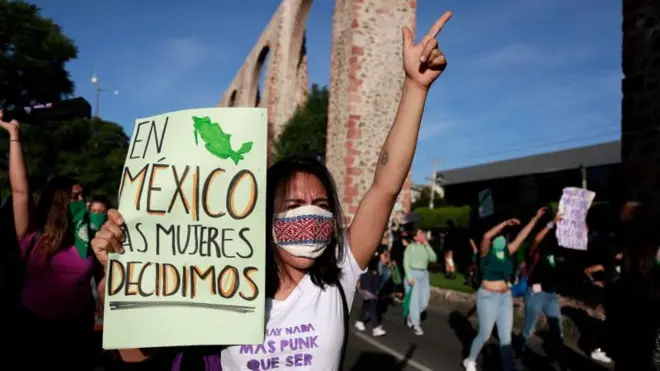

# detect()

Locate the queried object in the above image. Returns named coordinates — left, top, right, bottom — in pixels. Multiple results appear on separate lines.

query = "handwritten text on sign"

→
left=556, top=187, right=595, bottom=251
left=103, top=108, right=267, bottom=349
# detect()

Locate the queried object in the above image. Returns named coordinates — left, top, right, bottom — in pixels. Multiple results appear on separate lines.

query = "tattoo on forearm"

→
left=379, top=151, right=389, bottom=166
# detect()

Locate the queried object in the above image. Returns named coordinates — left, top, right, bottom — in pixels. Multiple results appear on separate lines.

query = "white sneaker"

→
left=413, top=325, right=424, bottom=336
left=462, top=358, right=477, bottom=371
left=354, top=321, right=366, bottom=331
left=590, top=349, right=612, bottom=363
left=406, top=318, right=414, bottom=328
left=372, top=326, right=386, bottom=337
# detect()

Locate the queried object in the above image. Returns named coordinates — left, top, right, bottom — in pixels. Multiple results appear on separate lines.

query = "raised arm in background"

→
left=480, top=219, right=520, bottom=256
left=0, top=110, right=30, bottom=239
left=530, top=212, right=562, bottom=252
left=469, top=238, right=478, bottom=254
left=349, top=11, right=453, bottom=269
left=508, top=207, right=547, bottom=254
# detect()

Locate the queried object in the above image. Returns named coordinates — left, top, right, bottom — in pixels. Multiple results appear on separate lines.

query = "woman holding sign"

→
left=91, top=10, right=453, bottom=371
left=519, top=211, right=568, bottom=370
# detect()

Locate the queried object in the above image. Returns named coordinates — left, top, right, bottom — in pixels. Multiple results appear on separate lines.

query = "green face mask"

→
left=492, top=236, right=507, bottom=260
left=89, top=212, right=107, bottom=231
left=68, top=200, right=90, bottom=259
left=492, top=236, right=507, bottom=252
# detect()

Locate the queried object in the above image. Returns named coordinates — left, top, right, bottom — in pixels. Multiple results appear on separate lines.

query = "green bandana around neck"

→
left=69, top=200, right=90, bottom=259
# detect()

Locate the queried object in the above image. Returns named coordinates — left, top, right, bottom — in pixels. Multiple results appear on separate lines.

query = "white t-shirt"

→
left=221, top=242, right=364, bottom=370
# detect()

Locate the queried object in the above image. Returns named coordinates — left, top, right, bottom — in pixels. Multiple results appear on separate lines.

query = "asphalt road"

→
left=343, top=298, right=615, bottom=371
left=90, top=298, right=614, bottom=370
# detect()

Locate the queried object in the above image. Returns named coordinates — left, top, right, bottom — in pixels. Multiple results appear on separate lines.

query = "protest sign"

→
left=103, top=108, right=267, bottom=349
left=556, top=187, right=596, bottom=251
left=478, top=188, right=494, bottom=218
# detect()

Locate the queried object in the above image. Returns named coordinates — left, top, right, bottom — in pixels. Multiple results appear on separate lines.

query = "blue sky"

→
left=32, top=0, right=621, bottom=184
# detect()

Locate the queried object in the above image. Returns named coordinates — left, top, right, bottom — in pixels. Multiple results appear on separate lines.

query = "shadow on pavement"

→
left=561, top=306, right=608, bottom=356
left=347, top=344, right=417, bottom=371
left=448, top=310, right=612, bottom=371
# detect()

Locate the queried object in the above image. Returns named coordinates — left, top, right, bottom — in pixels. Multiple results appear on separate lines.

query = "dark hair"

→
left=586, top=203, right=616, bottom=233
left=34, top=176, right=77, bottom=259
left=621, top=203, right=659, bottom=276
left=90, top=194, right=111, bottom=210
left=265, top=156, right=345, bottom=298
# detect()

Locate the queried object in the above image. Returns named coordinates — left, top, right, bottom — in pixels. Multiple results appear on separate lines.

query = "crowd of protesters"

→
left=0, top=112, right=109, bottom=369
left=2, top=8, right=659, bottom=370
left=363, top=198, right=659, bottom=371
left=0, top=11, right=453, bottom=371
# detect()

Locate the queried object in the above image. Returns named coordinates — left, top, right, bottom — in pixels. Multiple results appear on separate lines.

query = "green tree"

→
left=0, top=0, right=78, bottom=109
left=273, top=84, right=328, bottom=161
left=0, top=118, right=129, bottom=204
left=412, top=186, right=446, bottom=209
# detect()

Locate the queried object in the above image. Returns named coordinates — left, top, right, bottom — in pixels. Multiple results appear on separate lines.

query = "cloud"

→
left=117, top=36, right=224, bottom=105
left=470, top=43, right=592, bottom=71
left=493, top=71, right=620, bottom=114
left=419, top=119, right=456, bottom=141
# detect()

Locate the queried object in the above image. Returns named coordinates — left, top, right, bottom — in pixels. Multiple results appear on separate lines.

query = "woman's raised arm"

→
left=481, top=219, right=518, bottom=256
left=530, top=212, right=561, bottom=252
left=508, top=207, right=547, bottom=254
left=348, top=11, right=453, bottom=269
left=0, top=111, right=30, bottom=240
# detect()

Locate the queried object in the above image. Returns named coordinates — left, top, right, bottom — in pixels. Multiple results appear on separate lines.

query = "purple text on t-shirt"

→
left=240, top=323, right=318, bottom=370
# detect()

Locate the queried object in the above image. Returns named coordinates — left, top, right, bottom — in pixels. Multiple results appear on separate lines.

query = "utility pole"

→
left=429, top=159, right=438, bottom=208
left=580, top=164, right=587, bottom=189
left=91, top=71, right=119, bottom=118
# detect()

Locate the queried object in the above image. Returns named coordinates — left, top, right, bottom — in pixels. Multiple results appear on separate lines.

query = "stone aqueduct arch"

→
left=219, top=0, right=415, bottom=222
left=218, top=0, right=312, bottom=152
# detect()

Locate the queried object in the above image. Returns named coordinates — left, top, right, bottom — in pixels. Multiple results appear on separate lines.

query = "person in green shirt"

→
left=403, top=228, right=438, bottom=335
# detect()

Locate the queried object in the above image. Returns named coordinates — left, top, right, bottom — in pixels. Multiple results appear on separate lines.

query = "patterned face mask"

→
left=272, top=205, right=335, bottom=259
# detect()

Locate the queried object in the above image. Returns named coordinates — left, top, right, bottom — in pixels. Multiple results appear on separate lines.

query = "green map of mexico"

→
left=192, top=116, right=253, bottom=165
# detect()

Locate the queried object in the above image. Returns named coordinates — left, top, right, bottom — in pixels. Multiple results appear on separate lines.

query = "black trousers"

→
left=360, top=299, right=381, bottom=327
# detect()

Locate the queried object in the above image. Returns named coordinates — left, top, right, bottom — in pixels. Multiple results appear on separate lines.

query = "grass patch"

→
left=429, top=271, right=475, bottom=294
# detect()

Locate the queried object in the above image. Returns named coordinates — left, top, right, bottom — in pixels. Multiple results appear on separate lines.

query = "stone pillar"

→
left=621, top=0, right=660, bottom=209
left=327, top=0, right=416, bottom=223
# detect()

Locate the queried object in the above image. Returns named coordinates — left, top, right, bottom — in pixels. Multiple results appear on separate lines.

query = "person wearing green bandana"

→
left=464, top=207, right=547, bottom=371
left=88, top=195, right=110, bottom=234
left=520, top=211, right=568, bottom=370
left=1, top=111, right=103, bottom=370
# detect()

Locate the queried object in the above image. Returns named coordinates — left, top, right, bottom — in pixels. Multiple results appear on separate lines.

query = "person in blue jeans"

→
left=463, top=207, right=546, bottom=371
left=520, top=212, right=568, bottom=370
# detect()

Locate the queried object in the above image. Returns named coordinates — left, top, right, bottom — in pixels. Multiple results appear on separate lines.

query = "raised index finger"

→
left=426, top=11, right=453, bottom=39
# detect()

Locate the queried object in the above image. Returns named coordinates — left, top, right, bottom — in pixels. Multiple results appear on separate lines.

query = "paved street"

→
left=91, top=298, right=614, bottom=370
left=343, top=299, right=614, bottom=371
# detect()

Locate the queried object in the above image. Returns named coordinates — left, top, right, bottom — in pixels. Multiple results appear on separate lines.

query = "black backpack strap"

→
left=337, top=281, right=349, bottom=371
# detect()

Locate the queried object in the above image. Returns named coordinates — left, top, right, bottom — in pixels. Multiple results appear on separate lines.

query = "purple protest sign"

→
left=556, top=187, right=595, bottom=251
